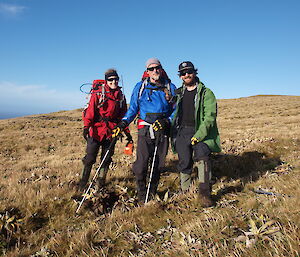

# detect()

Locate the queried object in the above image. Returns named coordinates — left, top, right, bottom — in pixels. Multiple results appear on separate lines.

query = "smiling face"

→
left=180, top=69, right=196, bottom=86
left=146, top=64, right=162, bottom=83
left=106, top=76, right=119, bottom=89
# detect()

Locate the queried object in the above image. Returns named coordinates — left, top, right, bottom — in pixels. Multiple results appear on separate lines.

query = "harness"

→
left=138, top=120, right=156, bottom=139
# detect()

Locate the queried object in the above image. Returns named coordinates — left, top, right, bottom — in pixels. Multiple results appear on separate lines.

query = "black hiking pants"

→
left=175, top=126, right=211, bottom=174
left=133, top=126, right=169, bottom=196
left=82, top=137, right=116, bottom=169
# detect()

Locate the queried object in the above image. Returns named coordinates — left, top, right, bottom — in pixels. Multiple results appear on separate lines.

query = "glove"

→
left=112, top=120, right=128, bottom=138
left=191, top=137, right=200, bottom=145
left=152, top=118, right=169, bottom=132
left=83, top=127, right=89, bottom=140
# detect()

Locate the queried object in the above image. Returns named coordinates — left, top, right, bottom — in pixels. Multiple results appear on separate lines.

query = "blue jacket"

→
left=122, top=78, right=176, bottom=124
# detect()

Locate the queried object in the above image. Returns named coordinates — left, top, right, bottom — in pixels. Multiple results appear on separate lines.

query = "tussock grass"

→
left=0, top=95, right=299, bottom=256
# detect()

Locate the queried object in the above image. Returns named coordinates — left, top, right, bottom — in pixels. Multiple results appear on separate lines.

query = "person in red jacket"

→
left=78, top=69, right=132, bottom=190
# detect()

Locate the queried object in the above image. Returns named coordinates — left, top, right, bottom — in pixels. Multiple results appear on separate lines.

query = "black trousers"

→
left=133, top=126, right=169, bottom=188
left=175, top=126, right=211, bottom=175
left=82, top=137, right=115, bottom=169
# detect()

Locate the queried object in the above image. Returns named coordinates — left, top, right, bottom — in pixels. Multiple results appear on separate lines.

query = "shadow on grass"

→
left=109, top=175, right=136, bottom=184
left=160, top=151, right=282, bottom=201
left=211, top=151, right=282, bottom=200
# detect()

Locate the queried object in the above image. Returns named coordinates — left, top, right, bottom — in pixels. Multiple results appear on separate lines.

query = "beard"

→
left=150, top=72, right=160, bottom=82
left=184, top=76, right=195, bottom=86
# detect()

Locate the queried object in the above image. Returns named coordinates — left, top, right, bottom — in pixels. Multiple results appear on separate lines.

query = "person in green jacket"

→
left=171, top=61, right=221, bottom=207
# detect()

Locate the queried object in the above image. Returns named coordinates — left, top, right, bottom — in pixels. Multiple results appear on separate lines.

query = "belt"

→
left=139, top=121, right=155, bottom=139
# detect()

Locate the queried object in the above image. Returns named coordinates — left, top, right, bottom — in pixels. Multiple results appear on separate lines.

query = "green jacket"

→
left=171, top=80, right=221, bottom=153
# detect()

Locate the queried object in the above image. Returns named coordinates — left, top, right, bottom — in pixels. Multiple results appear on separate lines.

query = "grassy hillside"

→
left=0, top=95, right=299, bottom=256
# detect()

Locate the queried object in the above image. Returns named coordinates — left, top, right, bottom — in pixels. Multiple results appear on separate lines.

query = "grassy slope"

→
left=0, top=95, right=299, bottom=256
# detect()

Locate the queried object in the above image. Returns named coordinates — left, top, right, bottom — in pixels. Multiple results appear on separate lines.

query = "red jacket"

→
left=83, top=82, right=127, bottom=142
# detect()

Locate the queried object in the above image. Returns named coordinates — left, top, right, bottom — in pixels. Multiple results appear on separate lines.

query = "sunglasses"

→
left=179, top=69, right=194, bottom=76
left=107, top=77, right=119, bottom=82
left=147, top=65, right=162, bottom=71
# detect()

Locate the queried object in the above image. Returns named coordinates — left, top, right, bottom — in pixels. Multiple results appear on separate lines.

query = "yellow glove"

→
left=152, top=118, right=168, bottom=132
left=112, top=120, right=128, bottom=138
left=191, top=137, right=200, bottom=145
left=112, top=127, right=121, bottom=138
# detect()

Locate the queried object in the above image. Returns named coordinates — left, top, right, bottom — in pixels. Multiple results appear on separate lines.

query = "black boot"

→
left=77, top=164, right=92, bottom=191
left=148, top=169, right=161, bottom=201
left=136, top=179, right=146, bottom=205
left=199, top=183, right=213, bottom=207
left=97, top=167, right=108, bottom=190
left=148, top=181, right=159, bottom=202
left=195, top=159, right=213, bottom=207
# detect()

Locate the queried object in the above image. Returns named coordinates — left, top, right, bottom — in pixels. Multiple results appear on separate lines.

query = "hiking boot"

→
left=195, top=159, right=213, bottom=207
left=199, top=183, right=213, bottom=208
left=136, top=179, right=146, bottom=204
left=137, top=192, right=146, bottom=205
left=77, top=164, right=92, bottom=191
left=180, top=172, right=191, bottom=192
left=97, top=167, right=108, bottom=189
left=147, top=180, right=159, bottom=202
left=98, top=178, right=105, bottom=188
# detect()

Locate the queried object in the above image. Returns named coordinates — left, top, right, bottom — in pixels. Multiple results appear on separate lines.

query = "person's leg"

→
left=132, top=128, right=151, bottom=203
left=147, top=134, right=169, bottom=199
left=176, top=127, right=194, bottom=191
left=79, top=137, right=100, bottom=190
left=97, top=138, right=116, bottom=187
left=193, top=142, right=213, bottom=207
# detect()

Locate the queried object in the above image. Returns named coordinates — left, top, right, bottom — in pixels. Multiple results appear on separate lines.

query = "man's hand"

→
left=83, top=127, right=89, bottom=140
left=191, top=137, right=200, bottom=145
left=112, top=120, right=128, bottom=138
left=152, top=118, right=169, bottom=132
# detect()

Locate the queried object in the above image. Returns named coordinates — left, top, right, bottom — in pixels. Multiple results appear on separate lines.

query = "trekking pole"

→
left=145, top=134, right=160, bottom=204
left=76, top=137, right=117, bottom=214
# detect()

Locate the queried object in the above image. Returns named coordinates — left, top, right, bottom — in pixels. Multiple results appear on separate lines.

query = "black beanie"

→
left=105, top=70, right=119, bottom=81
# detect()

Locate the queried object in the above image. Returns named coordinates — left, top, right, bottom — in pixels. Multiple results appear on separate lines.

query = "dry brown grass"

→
left=0, top=95, right=299, bottom=256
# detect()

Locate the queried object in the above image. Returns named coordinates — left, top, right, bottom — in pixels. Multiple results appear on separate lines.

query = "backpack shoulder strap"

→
left=138, top=79, right=148, bottom=99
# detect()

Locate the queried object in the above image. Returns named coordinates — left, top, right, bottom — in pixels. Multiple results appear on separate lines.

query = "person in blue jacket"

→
left=113, top=58, right=176, bottom=203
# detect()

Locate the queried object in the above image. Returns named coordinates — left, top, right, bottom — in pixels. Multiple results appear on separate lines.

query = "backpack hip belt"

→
left=138, top=120, right=155, bottom=139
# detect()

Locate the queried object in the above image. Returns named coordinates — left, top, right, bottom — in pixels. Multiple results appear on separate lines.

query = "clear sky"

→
left=0, top=0, right=299, bottom=118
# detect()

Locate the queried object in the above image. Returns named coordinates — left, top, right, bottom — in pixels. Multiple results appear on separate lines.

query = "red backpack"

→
left=81, top=79, right=106, bottom=120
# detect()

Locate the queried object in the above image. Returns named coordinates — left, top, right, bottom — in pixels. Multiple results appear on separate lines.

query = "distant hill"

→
left=0, top=95, right=299, bottom=256
left=0, top=112, right=28, bottom=120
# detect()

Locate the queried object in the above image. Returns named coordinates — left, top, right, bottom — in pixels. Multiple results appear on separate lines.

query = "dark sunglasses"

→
left=179, top=69, right=194, bottom=76
left=107, top=77, right=119, bottom=82
left=147, top=65, right=162, bottom=71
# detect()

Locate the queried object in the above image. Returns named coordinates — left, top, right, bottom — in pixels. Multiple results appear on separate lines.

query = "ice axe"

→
left=76, top=136, right=118, bottom=214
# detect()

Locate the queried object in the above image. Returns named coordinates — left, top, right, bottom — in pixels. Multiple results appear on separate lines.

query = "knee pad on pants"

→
left=193, top=142, right=211, bottom=162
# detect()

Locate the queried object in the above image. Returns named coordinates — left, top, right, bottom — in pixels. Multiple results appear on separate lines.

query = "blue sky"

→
left=0, top=0, right=299, bottom=118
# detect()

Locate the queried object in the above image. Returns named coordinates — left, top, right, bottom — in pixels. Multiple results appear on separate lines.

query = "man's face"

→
left=180, top=69, right=196, bottom=86
left=146, top=64, right=162, bottom=82
left=106, top=76, right=119, bottom=89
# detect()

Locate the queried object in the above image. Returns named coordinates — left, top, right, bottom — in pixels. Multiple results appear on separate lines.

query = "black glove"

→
left=152, top=118, right=169, bottom=133
left=112, top=120, right=128, bottom=138
left=83, top=127, right=89, bottom=140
